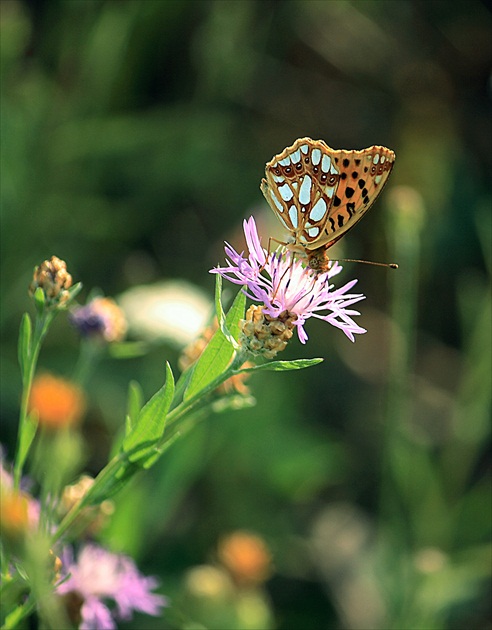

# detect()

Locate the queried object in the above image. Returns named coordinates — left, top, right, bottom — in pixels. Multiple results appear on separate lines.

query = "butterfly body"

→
left=261, top=137, right=395, bottom=272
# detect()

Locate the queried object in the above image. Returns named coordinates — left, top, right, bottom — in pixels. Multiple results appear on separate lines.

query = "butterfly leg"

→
left=258, top=236, right=289, bottom=273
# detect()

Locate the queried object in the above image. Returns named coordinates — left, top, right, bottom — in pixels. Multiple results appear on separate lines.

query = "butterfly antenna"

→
left=336, top=258, right=398, bottom=270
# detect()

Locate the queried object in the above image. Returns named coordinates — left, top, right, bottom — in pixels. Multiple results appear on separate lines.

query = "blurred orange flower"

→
left=29, top=374, right=86, bottom=430
left=218, top=531, right=273, bottom=585
left=0, top=489, right=30, bottom=540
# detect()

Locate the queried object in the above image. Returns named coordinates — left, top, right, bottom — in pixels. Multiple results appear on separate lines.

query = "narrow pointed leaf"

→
left=184, top=287, right=245, bottom=401
left=125, top=380, right=144, bottom=435
left=17, top=412, right=38, bottom=475
left=122, top=362, right=175, bottom=462
left=17, top=313, right=32, bottom=379
left=214, top=274, right=240, bottom=349
left=237, top=358, right=323, bottom=372
left=67, top=282, right=83, bottom=302
left=33, top=287, right=45, bottom=314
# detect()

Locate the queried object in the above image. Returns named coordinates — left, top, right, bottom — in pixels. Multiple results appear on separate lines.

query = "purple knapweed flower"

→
left=70, top=298, right=127, bottom=343
left=57, top=544, right=167, bottom=629
left=211, top=216, right=366, bottom=343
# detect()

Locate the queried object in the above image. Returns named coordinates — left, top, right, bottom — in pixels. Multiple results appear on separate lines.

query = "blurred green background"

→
left=1, top=1, right=491, bottom=628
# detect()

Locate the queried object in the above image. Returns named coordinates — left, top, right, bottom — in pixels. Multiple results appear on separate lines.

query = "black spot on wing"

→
left=343, top=158, right=349, bottom=167
left=345, top=187, right=355, bottom=198
left=333, top=195, right=341, bottom=207
left=358, top=179, right=366, bottom=189
left=329, top=217, right=335, bottom=231
left=347, top=202, right=356, bottom=216
left=337, top=214, right=344, bottom=227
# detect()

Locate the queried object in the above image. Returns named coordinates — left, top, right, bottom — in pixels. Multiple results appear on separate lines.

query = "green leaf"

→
left=184, top=287, right=246, bottom=401
left=85, top=460, right=143, bottom=505
left=33, top=287, right=45, bottom=314
left=17, top=412, right=38, bottom=475
left=67, top=282, right=83, bottom=301
left=125, top=380, right=144, bottom=435
left=122, top=362, right=175, bottom=463
left=173, top=364, right=195, bottom=408
left=237, top=358, right=324, bottom=372
left=214, top=273, right=226, bottom=329
left=17, top=313, right=32, bottom=379
left=214, top=274, right=240, bottom=349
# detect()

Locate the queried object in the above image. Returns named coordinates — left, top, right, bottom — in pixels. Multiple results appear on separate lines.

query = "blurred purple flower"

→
left=57, top=544, right=167, bottom=630
left=211, top=217, right=367, bottom=343
left=70, top=298, right=127, bottom=343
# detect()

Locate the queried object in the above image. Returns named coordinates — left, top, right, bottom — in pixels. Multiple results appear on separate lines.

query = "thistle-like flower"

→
left=211, top=217, right=366, bottom=355
left=29, top=256, right=73, bottom=308
left=57, top=544, right=167, bottom=629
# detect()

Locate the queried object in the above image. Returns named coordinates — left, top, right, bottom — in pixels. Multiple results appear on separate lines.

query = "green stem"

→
left=52, top=350, right=250, bottom=543
left=13, top=312, right=54, bottom=489
left=1, top=595, right=36, bottom=630
left=164, top=351, right=248, bottom=430
left=73, top=339, right=103, bottom=387
left=51, top=453, right=123, bottom=544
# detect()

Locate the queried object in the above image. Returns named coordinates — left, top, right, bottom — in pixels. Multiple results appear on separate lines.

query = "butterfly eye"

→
left=370, top=166, right=376, bottom=175
left=295, top=163, right=302, bottom=170
left=320, top=174, right=327, bottom=182
left=328, top=175, right=337, bottom=185
left=304, top=157, right=310, bottom=163
left=274, top=168, right=281, bottom=175
left=313, top=166, right=319, bottom=173
left=285, top=167, right=292, bottom=174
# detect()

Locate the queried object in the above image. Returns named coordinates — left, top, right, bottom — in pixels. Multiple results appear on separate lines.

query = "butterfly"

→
left=260, top=137, right=396, bottom=272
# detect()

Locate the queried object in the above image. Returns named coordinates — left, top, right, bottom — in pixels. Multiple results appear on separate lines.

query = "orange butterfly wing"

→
left=261, top=137, right=395, bottom=252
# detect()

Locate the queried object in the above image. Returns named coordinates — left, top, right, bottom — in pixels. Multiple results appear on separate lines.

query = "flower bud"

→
left=29, top=256, right=72, bottom=308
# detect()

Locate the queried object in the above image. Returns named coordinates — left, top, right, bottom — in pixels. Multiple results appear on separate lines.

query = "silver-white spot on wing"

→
left=269, top=189, right=284, bottom=213
left=310, top=197, right=327, bottom=222
left=321, top=154, right=331, bottom=173
left=291, top=149, right=301, bottom=164
left=289, top=205, right=298, bottom=228
left=278, top=183, right=293, bottom=202
left=324, top=185, right=336, bottom=199
left=299, top=175, right=312, bottom=206
left=373, top=154, right=380, bottom=164
left=311, top=148, right=321, bottom=166
left=307, top=226, right=320, bottom=237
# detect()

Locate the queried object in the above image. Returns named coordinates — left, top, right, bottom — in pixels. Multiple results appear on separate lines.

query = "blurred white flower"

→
left=118, top=281, right=213, bottom=347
